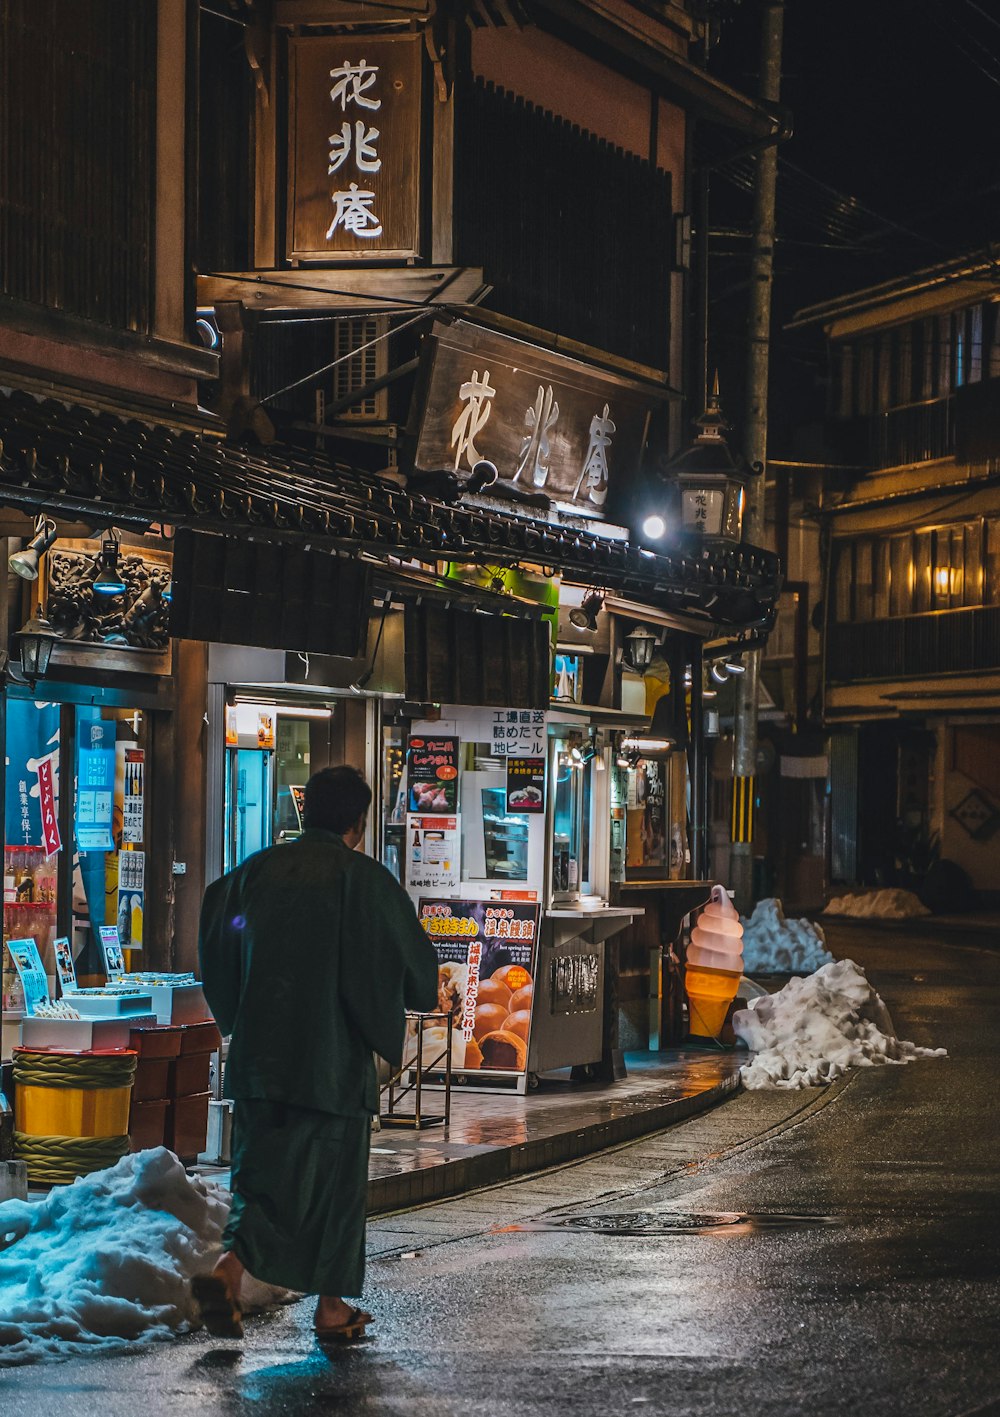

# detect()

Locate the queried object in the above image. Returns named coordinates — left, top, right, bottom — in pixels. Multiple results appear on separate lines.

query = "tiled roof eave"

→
left=0, top=388, right=782, bottom=634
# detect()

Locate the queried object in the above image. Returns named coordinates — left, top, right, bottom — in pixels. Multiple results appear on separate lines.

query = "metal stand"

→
left=379, top=1009, right=453, bottom=1130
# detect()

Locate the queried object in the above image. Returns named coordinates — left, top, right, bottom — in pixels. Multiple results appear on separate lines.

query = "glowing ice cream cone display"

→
left=685, top=884, right=744, bottom=1039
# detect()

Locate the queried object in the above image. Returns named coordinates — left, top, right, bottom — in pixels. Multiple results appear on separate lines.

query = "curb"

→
left=368, top=1069, right=742, bottom=1216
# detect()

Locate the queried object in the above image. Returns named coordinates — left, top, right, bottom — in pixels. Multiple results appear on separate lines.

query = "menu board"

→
left=7, top=937, right=49, bottom=1015
left=416, top=898, right=540, bottom=1074
left=406, top=735, right=459, bottom=812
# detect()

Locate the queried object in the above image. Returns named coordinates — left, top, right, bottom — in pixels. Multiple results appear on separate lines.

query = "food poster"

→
left=506, top=756, right=546, bottom=813
left=417, top=898, right=540, bottom=1074
left=53, top=935, right=77, bottom=994
left=7, top=937, right=49, bottom=1015
left=406, top=815, right=460, bottom=892
left=116, top=848, right=145, bottom=949
left=99, top=924, right=125, bottom=977
left=406, top=735, right=459, bottom=813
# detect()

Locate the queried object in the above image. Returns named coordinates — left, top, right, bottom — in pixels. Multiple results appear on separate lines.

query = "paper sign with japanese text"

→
left=99, top=924, right=126, bottom=977
left=53, top=935, right=77, bottom=994
left=416, top=898, right=539, bottom=1077
left=406, top=735, right=459, bottom=812
left=506, top=756, right=546, bottom=813
left=122, top=748, right=145, bottom=844
left=406, top=815, right=460, bottom=892
left=36, top=756, right=61, bottom=856
left=7, top=937, right=49, bottom=1015
left=117, top=850, right=145, bottom=951
left=76, top=718, right=115, bottom=853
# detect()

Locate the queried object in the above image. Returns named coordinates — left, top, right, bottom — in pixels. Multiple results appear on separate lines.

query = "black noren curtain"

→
left=169, top=530, right=370, bottom=657
left=404, top=604, right=551, bottom=708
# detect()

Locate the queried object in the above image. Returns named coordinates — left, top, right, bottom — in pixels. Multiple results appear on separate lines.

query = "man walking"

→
left=194, top=765, right=438, bottom=1343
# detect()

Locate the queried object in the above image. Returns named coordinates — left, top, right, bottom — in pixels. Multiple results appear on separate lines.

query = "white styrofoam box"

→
left=20, top=1013, right=157, bottom=1051
left=69, top=992, right=155, bottom=1018
left=144, top=983, right=209, bottom=1026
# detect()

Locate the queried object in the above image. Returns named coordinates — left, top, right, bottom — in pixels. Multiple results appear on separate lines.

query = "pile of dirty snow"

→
left=733, top=958, right=946, bottom=1090
left=0, top=1148, right=287, bottom=1365
left=740, top=898, right=833, bottom=974
left=823, top=888, right=929, bottom=919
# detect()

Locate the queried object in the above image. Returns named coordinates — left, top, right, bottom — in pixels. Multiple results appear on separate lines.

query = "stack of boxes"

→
left=128, top=1021, right=221, bottom=1161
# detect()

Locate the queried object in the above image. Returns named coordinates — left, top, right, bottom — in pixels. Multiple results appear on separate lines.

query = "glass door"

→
left=225, top=747, right=273, bottom=873
left=550, top=734, right=584, bottom=904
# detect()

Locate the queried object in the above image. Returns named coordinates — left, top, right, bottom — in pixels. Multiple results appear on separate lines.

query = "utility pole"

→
left=730, top=0, right=784, bottom=914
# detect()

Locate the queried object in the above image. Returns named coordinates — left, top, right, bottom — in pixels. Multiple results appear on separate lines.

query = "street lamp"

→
left=662, top=379, right=752, bottom=544
left=16, top=613, right=62, bottom=681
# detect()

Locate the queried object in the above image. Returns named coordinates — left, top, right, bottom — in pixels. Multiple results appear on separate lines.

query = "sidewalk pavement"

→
left=193, top=1050, right=743, bottom=1216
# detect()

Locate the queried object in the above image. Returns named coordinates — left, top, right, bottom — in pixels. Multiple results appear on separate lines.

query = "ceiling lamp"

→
left=93, top=537, right=127, bottom=597
left=9, top=516, right=58, bottom=581
left=569, top=591, right=604, bottom=633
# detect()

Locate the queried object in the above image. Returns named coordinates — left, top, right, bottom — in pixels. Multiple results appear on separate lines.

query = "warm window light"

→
left=935, top=568, right=951, bottom=593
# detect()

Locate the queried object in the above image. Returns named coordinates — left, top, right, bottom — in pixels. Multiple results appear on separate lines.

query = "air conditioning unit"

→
left=332, top=315, right=389, bottom=421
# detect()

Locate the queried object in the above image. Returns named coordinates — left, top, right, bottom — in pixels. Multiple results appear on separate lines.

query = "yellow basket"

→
left=15, top=1083, right=132, bottom=1139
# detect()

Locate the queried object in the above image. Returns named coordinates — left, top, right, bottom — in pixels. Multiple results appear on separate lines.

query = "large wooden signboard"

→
left=412, top=320, right=660, bottom=520
left=287, top=34, right=422, bottom=262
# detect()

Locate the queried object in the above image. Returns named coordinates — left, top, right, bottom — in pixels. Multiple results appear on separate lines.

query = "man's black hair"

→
left=303, top=766, right=372, bottom=834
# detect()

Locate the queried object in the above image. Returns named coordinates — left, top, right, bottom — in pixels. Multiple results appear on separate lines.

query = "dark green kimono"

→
left=199, top=828, right=438, bottom=1296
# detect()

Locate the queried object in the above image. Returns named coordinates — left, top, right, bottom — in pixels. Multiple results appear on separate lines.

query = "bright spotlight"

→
left=642, top=513, right=667, bottom=540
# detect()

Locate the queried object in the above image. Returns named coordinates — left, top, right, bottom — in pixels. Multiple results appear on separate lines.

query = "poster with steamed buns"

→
left=417, top=897, right=540, bottom=1075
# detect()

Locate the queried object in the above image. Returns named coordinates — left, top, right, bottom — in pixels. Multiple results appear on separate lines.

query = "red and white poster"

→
left=36, top=757, right=61, bottom=856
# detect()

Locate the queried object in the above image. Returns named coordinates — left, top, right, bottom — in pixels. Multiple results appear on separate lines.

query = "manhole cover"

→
left=502, top=1211, right=840, bottom=1236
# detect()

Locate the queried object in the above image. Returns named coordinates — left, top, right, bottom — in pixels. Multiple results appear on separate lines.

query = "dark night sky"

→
left=701, top=0, right=1000, bottom=454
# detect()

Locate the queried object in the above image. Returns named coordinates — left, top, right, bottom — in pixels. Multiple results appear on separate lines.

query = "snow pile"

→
left=740, top=898, right=833, bottom=974
left=733, top=958, right=946, bottom=1090
left=0, top=1147, right=285, bottom=1366
left=824, top=888, right=929, bottom=919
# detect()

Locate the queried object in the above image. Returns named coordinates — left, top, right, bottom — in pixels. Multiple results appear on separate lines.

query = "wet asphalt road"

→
left=3, top=924, right=999, bottom=1417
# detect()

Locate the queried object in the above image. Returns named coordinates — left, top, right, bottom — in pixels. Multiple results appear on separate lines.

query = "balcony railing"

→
left=828, top=605, right=1000, bottom=682
left=867, top=396, right=954, bottom=471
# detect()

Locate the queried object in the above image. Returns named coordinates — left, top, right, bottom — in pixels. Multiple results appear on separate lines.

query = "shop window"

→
left=855, top=539, right=874, bottom=621
left=888, top=535, right=913, bottom=617
left=833, top=542, right=853, bottom=624
left=912, top=531, right=932, bottom=614
left=873, top=540, right=891, bottom=619
left=2, top=699, right=151, bottom=1010
left=961, top=522, right=984, bottom=607
left=969, top=305, right=984, bottom=385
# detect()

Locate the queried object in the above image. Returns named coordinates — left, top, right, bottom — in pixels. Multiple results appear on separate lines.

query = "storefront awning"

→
left=0, top=385, right=781, bottom=633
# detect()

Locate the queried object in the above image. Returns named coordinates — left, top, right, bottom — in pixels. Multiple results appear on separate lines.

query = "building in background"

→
left=784, top=249, right=1000, bottom=909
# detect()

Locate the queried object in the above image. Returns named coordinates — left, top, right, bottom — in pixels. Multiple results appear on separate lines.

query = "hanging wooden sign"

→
left=411, top=320, right=661, bottom=521
left=286, top=33, right=423, bottom=262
